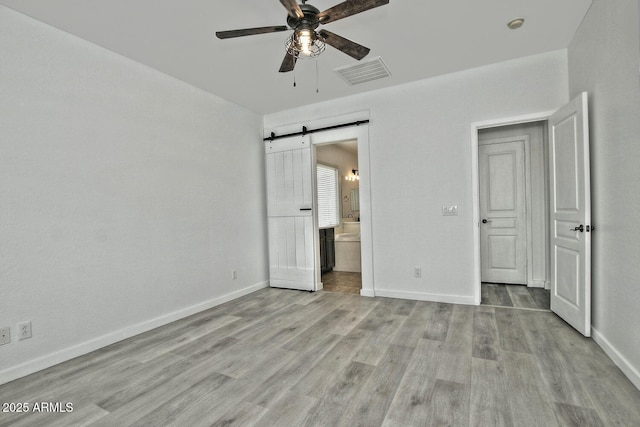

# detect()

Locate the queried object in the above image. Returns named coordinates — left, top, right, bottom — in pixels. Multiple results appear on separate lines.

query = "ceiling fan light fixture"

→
left=286, top=29, right=326, bottom=58
left=298, top=29, right=313, bottom=55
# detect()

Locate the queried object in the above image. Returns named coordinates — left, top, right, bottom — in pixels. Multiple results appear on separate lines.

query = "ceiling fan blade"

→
left=216, top=26, right=288, bottom=39
left=279, top=52, right=298, bottom=73
left=318, top=30, right=370, bottom=60
left=318, top=0, right=389, bottom=24
left=280, top=0, right=304, bottom=19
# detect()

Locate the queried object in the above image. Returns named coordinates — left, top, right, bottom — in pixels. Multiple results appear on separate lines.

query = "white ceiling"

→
left=0, top=0, right=592, bottom=114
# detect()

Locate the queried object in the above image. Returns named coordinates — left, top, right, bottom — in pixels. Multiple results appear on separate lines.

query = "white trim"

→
left=528, top=279, right=547, bottom=288
left=0, top=281, right=269, bottom=386
left=592, top=328, right=640, bottom=391
left=470, top=110, right=555, bottom=305
left=360, top=288, right=375, bottom=297
left=373, top=288, right=476, bottom=306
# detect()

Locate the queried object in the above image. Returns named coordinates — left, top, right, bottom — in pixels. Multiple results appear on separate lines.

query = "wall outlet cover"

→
left=0, top=327, right=10, bottom=346
left=17, top=321, right=32, bottom=340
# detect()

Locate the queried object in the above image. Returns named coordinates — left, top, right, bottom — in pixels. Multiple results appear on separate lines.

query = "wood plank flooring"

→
left=321, top=271, right=362, bottom=294
left=482, top=283, right=551, bottom=310
left=1, top=288, right=639, bottom=426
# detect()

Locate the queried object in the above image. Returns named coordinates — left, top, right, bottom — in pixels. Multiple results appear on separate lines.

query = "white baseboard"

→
left=0, top=281, right=269, bottom=386
left=527, top=280, right=546, bottom=288
left=592, top=327, right=640, bottom=391
left=371, top=288, right=476, bottom=305
left=360, top=288, right=375, bottom=297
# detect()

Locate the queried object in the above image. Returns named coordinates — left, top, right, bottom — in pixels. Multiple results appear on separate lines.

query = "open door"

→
left=265, top=136, right=316, bottom=291
left=548, top=92, right=592, bottom=336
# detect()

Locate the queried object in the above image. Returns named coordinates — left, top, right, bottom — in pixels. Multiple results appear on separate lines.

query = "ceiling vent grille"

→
left=334, top=56, right=391, bottom=86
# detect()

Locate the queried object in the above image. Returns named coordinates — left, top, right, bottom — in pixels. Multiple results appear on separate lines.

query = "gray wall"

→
left=567, top=0, right=640, bottom=387
left=0, top=6, right=268, bottom=383
left=265, top=50, right=569, bottom=304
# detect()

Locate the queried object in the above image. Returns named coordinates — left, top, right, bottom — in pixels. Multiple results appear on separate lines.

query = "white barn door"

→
left=265, top=136, right=316, bottom=291
left=549, top=92, right=592, bottom=337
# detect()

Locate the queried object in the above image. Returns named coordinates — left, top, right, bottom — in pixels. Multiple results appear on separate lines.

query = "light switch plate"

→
left=442, top=205, right=458, bottom=216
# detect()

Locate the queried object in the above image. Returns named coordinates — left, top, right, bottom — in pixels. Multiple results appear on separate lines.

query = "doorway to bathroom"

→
left=316, top=140, right=362, bottom=294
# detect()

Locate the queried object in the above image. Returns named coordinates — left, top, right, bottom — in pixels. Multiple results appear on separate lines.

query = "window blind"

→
left=316, top=164, right=340, bottom=228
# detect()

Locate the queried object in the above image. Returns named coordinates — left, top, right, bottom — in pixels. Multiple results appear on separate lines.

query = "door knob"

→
left=482, top=219, right=489, bottom=224
left=571, top=224, right=584, bottom=232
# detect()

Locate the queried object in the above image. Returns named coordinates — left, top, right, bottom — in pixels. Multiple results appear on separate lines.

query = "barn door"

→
left=265, top=136, right=316, bottom=291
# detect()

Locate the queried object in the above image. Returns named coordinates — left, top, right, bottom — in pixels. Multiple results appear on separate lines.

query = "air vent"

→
left=334, top=56, right=391, bottom=86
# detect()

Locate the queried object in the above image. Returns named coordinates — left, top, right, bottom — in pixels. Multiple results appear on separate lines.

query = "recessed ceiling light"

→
left=507, top=18, right=525, bottom=30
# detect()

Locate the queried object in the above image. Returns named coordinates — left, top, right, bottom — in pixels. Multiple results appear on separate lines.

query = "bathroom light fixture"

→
left=345, top=169, right=360, bottom=181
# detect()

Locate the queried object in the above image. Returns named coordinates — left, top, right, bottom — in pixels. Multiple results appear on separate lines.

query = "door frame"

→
left=265, top=111, right=374, bottom=296
left=470, top=111, right=555, bottom=305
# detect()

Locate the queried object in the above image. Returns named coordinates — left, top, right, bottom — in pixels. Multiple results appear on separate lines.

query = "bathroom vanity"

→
left=319, top=228, right=335, bottom=274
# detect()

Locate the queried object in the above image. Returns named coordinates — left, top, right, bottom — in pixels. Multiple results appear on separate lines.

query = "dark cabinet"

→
left=319, top=228, right=335, bottom=274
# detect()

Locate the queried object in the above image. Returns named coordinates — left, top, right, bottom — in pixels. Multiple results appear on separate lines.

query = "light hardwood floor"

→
left=1, top=288, right=639, bottom=426
left=481, top=283, right=551, bottom=310
left=321, top=271, right=362, bottom=294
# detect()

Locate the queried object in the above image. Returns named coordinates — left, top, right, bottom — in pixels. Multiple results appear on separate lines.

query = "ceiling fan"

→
left=216, top=0, right=389, bottom=73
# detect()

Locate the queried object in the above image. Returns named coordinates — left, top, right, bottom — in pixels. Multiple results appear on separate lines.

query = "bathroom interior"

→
left=316, top=140, right=362, bottom=294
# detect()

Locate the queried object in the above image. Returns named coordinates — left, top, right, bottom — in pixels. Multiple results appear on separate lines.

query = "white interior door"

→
left=479, top=140, right=528, bottom=284
left=265, top=136, right=316, bottom=291
left=548, top=92, right=591, bottom=337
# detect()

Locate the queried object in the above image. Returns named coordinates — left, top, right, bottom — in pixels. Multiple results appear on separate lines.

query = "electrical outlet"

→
left=17, top=321, right=32, bottom=340
left=414, top=267, right=422, bottom=278
left=231, top=270, right=237, bottom=280
left=0, top=327, right=10, bottom=346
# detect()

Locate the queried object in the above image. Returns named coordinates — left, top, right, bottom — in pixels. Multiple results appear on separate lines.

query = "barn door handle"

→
left=571, top=224, right=584, bottom=232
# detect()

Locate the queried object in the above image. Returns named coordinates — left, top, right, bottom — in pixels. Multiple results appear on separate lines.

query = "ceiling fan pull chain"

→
left=293, top=66, right=297, bottom=87
left=315, top=56, right=320, bottom=93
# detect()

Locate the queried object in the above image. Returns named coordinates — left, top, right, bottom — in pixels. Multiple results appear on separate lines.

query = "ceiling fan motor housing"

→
left=287, top=3, right=321, bottom=31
